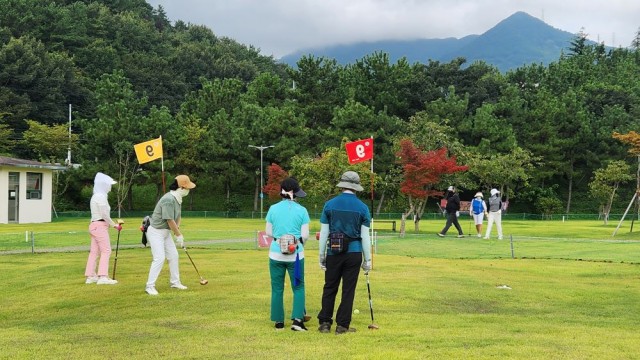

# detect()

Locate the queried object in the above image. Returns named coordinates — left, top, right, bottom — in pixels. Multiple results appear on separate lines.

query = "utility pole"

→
left=66, top=104, right=72, bottom=166
left=249, top=145, right=274, bottom=219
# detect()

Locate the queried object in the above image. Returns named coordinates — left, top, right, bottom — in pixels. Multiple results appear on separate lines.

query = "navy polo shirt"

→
left=320, top=192, right=371, bottom=254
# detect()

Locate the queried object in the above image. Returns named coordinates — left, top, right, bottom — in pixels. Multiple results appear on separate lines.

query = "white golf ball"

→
left=353, top=309, right=360, bottom=314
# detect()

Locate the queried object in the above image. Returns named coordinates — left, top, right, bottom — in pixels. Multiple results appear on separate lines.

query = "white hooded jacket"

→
left=90, top=172, right=117, bottom=226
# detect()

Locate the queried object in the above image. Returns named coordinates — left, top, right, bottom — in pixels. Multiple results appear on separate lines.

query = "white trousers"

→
left=472, top=212, right=485, bottom=225
left=485, top=210, right=503, bottom=239
left=146, top=225, right=181, bottom=287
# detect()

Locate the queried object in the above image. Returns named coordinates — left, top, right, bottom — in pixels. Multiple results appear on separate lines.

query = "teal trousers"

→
left=269, top=258, right=305, bottom=322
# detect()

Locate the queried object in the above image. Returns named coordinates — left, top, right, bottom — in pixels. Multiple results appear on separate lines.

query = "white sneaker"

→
left=170, top=283, right=188, bottom=290
left=85, top=276, right=98, bottom=284
left=145, top=286, right=159, bottom=296
left=477, top=234, right=482, bottom=238
left=483, top=236, right=489, bottom=240
left=498, top=236, right=503, bottom=240
left=96, top=277, right=118, bottom=285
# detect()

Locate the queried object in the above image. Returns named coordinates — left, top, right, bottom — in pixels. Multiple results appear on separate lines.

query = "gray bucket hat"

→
left=337, top=171, right=364, bottom=192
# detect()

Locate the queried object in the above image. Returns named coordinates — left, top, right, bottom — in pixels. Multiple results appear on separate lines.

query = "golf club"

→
left=183, top=246, right=208, bottom=285
left=365, top=272, right=379, bottom=330
left=112, top=219, right=124, bottom=280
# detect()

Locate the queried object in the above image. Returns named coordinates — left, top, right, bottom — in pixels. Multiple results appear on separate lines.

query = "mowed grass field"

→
left=1, top=217, right=639, bottom=359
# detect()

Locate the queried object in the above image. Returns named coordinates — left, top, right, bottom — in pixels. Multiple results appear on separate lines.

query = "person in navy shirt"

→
left=317, top=171, right=372, bottom=335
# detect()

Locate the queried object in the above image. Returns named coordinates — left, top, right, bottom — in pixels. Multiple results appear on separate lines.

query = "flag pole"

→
left=160, top=135, right=165, bottom=193
left=370, top=136, right=374, bottom=217
left=370, top=136, right=374, bottom=269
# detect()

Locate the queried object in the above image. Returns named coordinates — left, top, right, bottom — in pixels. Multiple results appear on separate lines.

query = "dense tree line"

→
left=1, top=0, right=639, bottom=215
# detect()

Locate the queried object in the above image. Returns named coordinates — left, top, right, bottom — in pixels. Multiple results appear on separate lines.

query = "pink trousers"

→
left=85, top=221, right=112, bottom=277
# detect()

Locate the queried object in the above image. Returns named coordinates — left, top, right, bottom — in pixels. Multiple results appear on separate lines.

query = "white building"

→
left=0, top=156, right=66, bottom=224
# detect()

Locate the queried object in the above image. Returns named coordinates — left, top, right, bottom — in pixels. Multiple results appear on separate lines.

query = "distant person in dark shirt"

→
left=437, top=186, right=465, bottom=238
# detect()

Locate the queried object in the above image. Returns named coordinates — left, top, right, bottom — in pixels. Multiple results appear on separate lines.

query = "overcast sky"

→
left=146, top=0, right=639, bottom=59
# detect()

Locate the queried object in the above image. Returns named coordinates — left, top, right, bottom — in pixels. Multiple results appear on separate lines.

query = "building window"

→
left=26, top=172, right=42, bottom=200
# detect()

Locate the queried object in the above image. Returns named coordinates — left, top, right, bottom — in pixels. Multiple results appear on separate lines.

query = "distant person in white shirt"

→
left=484, top=189, right=503, bottom=240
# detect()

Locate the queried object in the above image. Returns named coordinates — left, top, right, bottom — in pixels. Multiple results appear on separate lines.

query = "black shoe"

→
left=437, top=233, right=445, bottom=237
left=318, top=322, right=331, bottom=333
left=291, top=319, right=308, bottom=331
left=275, top=322, right=284, bottom=330
left=335, top=325, right=356, bottom=334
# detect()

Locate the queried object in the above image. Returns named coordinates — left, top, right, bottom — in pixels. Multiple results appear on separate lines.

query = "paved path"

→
left=0, top=238, right=255, bottom=255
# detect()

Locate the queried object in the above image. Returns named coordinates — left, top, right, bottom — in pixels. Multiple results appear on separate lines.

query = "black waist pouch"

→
left=330, top=233, right=355, bottom=254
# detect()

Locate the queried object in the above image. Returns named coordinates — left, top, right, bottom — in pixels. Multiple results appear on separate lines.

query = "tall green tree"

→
left=404, top=88, right=467, bottom=154
left=0, top=35, right=86, bottom=132
left=289, top=55, right=344, bottom=153
left=21, top=119, right=79, bottom=163
left=342, top=52, right=413, bottom=118
left=177, top=77, right=248, bottom=198
left=80, top=70, right=174, bottom=214
left=0, top=112, right=15, bottom=155
left=588, top=160, right=633, bottom=224
left=465, top=147, right=537, bottom=201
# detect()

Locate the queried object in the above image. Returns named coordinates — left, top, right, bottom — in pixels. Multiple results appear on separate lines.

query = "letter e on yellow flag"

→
left=134, top=136, right=163, bottom=164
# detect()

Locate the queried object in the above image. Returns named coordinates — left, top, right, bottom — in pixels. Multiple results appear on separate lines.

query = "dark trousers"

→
left=318, top=252, right=362, bottom=328
left=440, top=211, right=463, bottom=235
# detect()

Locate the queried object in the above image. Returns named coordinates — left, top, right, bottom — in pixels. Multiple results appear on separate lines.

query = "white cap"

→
left=447, top=186, right=455, bottom=191
left=490, top=188, right=499, bottom=196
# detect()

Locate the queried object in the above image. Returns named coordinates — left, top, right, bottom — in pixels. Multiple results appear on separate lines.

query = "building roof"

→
left=0, top=156, right=67, bottom=171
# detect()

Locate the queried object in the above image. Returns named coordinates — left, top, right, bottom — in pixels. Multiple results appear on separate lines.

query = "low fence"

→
left=53, top=211, right=634, bottom=221
left=3, top=227, right=639, bottom=265
left=0, top=229, right=259, bottom=254
left=370, top=232, right=640, bottom=264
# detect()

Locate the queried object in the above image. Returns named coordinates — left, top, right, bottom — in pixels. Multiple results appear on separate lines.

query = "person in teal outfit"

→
left=265, top=177, right=310, bottom=331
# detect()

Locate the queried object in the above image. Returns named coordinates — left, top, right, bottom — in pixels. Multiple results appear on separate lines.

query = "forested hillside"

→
left=1, top=0, right=639, bottom=217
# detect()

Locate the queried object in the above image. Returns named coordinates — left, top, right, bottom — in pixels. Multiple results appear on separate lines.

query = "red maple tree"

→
left=263, top=163, right=289, bottom=200
left=396, top=138, right=468, bottom=233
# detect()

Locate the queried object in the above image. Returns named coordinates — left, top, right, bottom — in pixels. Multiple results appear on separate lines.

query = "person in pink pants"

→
left=84, top=172, right=122, bottom=285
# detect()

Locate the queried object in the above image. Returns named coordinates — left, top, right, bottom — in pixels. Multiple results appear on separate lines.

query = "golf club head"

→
left=200, top=279, right=208, bottom=285
left=368, top=324, right=379, bottom=330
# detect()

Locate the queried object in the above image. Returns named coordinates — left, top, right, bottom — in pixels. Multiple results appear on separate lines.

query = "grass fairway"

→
left=1, top=218, right=639, bottom=359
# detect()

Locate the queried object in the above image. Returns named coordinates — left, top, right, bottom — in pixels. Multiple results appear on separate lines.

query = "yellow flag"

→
left=134, top=136, right=163, bottom=164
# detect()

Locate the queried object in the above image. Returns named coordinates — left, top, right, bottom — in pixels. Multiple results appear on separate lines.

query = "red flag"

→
left=345, top=138, right=374, bottom=164
left=257, top=231, right=273, bottom=248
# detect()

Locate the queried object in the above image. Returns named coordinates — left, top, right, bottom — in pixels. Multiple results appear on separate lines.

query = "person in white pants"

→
left=470, top=192, right=488, bottom=238
left=145, top=175, right=196, bottom=295
left=484, top=188, right=503, bottom=240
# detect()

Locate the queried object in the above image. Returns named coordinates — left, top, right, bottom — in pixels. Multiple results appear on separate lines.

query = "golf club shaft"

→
left=112, top=229, right=121, bottom=280
left=183, top=247, right=204, bottom=280
left=366, top=273, right=375, bottom=323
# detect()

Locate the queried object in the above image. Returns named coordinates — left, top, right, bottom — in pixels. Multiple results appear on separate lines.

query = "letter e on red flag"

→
left=345, top=138, right=374, bottom=164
